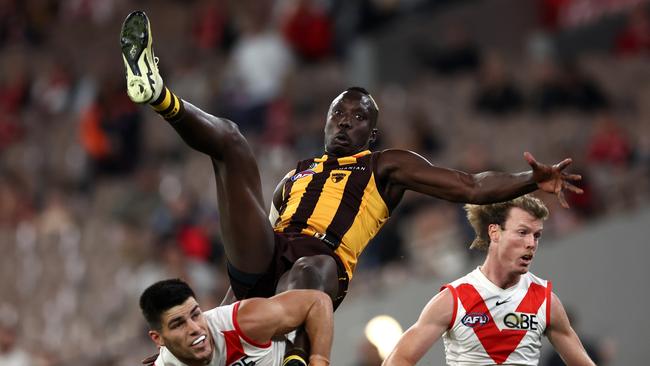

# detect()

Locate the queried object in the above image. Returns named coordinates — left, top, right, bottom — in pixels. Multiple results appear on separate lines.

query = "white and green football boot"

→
left=120, top=11, right=163, bottom=104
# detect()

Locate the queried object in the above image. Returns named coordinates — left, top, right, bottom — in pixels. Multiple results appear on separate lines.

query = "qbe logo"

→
left=462, top=312, right=489, bottom=327
left=503, top=312, right=538, bottom=331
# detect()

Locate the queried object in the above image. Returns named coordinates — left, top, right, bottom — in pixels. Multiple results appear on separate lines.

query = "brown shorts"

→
left=227, top=232, right=349, bottom=309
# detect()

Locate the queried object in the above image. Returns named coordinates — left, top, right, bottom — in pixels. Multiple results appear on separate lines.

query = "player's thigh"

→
left=211, top=150, right=275, bottom=272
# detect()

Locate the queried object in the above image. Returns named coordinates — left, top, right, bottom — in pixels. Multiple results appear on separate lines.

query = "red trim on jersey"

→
left=440, top=284, right=458, bottom=329
left=545, top=281, right=552, bottom=327
left=514, top=283, right=547, bottom=313
left=222, top=330, right=247, bottom=365
left=456, top=282, right=546, bottom=364
left=232, top=301, right=272, bottom=348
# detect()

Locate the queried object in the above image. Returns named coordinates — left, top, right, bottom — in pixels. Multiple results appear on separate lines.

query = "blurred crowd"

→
left=0, top=0, right=648, bottom=365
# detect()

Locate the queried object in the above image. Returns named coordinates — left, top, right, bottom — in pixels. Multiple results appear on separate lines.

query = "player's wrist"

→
left=309, top=354, right=330, bottom=366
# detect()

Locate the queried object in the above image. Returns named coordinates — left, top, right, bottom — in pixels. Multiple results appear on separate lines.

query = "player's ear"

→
left=488, top=224, right=501, bottom=243
left=149, top=330, right=165, bottom=347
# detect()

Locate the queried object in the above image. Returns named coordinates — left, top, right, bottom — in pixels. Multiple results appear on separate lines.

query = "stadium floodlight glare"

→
left=364, top=315, right=403, bottom=360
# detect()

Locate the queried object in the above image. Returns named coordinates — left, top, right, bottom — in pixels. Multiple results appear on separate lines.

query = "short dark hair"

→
left=139, top=278, right=196, bottom=330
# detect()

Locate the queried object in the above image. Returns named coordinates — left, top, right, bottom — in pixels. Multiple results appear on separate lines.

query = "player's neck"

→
left=182, top=355, right=212, bottom=366
left=479, top=260, right=521, bottom=290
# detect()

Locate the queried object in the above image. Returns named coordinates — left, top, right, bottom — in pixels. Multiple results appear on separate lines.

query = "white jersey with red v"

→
left=442, top=268, right=551, bottom=366
left=155, top=302, right=286, bottom=366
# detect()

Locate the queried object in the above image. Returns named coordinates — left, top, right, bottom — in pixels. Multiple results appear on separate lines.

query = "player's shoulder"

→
left=374, top=148, right=425, bottom=170
left=203, top=303, right=237, bottom=329
left=375, top=148, right=419, bottom=159
left=524, top=271, right=549, bottom=286
left=446, top=268, right=478, bottom=288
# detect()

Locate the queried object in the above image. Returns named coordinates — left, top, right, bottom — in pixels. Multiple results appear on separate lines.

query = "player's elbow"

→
left=460, top=173, right=496, bottom=204
left=450, top=174, right=483, bottom=203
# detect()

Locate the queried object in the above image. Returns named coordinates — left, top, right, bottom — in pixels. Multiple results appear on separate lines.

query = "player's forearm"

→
left=304, top=292, right=334, bottom=365
left=554, top=336, right=596, bottom=366
left=383, top=351, right=416, bottom=366
left=168, top=101, right=236, bottom=158
left=467, top=170, right=537, bottom=204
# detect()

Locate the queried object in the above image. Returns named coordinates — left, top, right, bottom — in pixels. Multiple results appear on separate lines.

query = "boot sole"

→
left=120, top=11, right=149, bottom=77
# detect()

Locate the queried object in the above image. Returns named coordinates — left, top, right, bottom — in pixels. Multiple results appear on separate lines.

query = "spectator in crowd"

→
left=415, top=22, right=481, bottom=76
left=530, top=59, right=608, bottom=114
left=282, top=0, right=333, bottom=62
left=0, top=305, right=33, bottom=366
left=614, top=6, right=650, bottom=57
left=473, top=53, right=524, bottom=115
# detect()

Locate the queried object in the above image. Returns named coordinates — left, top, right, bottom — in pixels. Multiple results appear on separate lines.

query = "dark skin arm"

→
left=374, top=149, right=582, bottom=210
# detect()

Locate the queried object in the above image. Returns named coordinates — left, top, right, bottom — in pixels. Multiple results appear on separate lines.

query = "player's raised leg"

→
left=120, top=11, right=275, bottom=275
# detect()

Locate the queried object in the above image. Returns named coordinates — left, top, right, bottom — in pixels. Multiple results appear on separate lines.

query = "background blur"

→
left=0, top=0, right=648, bottom=365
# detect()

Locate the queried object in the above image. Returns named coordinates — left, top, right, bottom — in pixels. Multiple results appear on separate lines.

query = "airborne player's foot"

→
left=120, top=11, right=163, bottom=104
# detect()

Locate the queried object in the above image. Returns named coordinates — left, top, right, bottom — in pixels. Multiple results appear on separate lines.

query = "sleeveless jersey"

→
left=441, top=268, right=552, bottom=366
left=155, top=302, right=286, bottom=366
left=274, top=150, right=389, bottom=279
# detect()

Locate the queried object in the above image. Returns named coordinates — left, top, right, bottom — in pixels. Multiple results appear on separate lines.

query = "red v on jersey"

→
left=222, top=330, right=247, bottom=365
left=456, top=283, right=547, bottom=364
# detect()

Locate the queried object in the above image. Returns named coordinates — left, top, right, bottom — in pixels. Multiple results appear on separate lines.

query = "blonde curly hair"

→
left=464, top=195, right=549, bottom=250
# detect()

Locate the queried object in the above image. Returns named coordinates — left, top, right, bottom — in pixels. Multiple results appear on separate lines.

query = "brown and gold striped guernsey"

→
left=274, top=150, right=389, bottom=279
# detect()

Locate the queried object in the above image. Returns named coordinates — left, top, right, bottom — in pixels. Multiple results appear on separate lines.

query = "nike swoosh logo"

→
left=496, top=299, right=510, bottom=306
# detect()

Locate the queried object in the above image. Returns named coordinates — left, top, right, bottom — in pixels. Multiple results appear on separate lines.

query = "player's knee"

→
left=217, top=118, right=258, bottom=161
left=291, top=257, right=322, bottom=282
left=219, top=118, right=245, bottom=144
left=289, top=256, right=338, bottom=296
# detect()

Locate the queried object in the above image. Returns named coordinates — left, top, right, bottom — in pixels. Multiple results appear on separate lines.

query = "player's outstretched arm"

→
left=382, top=288, right=454, bottom=366
left=236, top=290, right=334, bottom=366
left=376, top=149, right=582, bottom=208
left=546, top=293, right=596, bottom=366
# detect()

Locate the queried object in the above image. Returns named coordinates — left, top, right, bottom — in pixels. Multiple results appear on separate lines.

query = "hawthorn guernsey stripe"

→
left=150, top=86, right=184, bottom=122
left=285, top=158, right=341, bottom=234
left=275, top=150, right=389, bottom=279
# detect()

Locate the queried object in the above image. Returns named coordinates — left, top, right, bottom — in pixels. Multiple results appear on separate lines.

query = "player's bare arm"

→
left=546, top=293, right=596, bottom=366
left=375, top=149, right=582, bottom=209
left=382, top=288, right=454, bottom=366
left=237, top=290, right=334, bottom=366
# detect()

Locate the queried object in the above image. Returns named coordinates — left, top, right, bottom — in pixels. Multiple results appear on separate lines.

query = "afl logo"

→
left=331, top=172, right=346, bottom=183
left=462, top=313, right=489, bottom=327
left=291, top=169, right=315, bottom=181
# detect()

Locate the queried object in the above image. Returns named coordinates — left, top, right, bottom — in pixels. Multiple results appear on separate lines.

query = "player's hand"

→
left=141, top=352, right=158, bottom=366
left=524, top=152, right=583, bottom=208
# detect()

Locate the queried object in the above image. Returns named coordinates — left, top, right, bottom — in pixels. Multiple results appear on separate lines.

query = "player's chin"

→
left=326, top=141, right=355, bottom=155
left=516, top=264, right=530, bottom=274
left=190, top=341, right=213, bottom=361
left=193, top=345, right=213, bottom=362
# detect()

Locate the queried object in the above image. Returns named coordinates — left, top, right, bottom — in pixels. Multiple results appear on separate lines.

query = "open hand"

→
left=524, top=152, right=583, bottom=208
